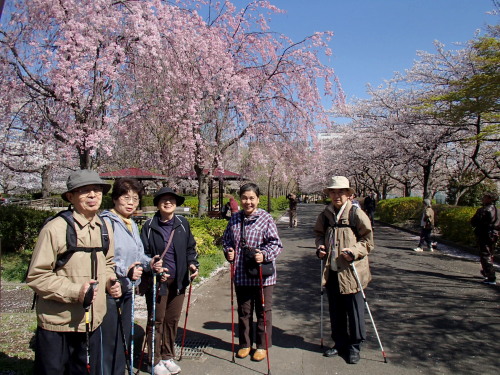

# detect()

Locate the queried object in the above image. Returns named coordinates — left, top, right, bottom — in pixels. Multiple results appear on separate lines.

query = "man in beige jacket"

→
left=314, top=176, right=374, bottom=365
left=26, top=170, right=122, bottom=375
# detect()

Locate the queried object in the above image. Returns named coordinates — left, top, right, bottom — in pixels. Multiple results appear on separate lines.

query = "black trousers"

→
left=325, top=271, right=365, bottom=352
left=34, top=325, right=102, bottom=375
left=101, top=292, right=132, bottom=375
left=479, top=240, right=497, bottom=280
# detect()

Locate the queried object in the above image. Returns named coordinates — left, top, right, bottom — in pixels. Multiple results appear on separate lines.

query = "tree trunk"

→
left=422, top=160, right=433, bottom=199
left=40, top=165, right=52, bottom=198
left=403, top=180, right=412, bottom=197
left=195, top=165, right=209, bottom=217
left=267, top=174, right=272, bottom=213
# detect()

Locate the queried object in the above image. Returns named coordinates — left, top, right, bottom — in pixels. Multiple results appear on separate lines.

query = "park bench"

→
left=174, top=206, right=192, bottom=216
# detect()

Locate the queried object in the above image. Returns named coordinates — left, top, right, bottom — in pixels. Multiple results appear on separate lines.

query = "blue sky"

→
left=266, top=0, right=497, bottom=104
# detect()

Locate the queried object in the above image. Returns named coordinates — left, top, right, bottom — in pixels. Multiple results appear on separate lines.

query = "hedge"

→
left=377, top=197, right=484, bottom=248
left=0, top=205, right=229, bottom=281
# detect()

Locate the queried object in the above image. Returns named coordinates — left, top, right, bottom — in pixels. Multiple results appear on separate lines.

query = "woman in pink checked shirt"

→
left=222, top=183, right=283, bottom=363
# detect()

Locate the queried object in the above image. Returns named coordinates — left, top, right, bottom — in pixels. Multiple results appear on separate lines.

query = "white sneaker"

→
left=154, top=362, right=171, bottom=375
left=163, top=359, right=181, bottom=374
left=413, top=247, right=423, bottom=252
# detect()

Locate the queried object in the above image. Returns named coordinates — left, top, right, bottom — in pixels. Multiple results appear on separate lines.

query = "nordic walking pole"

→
left=350, top=262, right=388, bottom=363
left=112, top=279, right=131, bottom=373
left=136, top=322, right=150, bottom=375
left=129, top=263, right=143, bottom=374
left=179, top=277, right=193, bottom=360
left=151, top=271, right=158, bottom=375
left=259, top=265, right=271, bottom=375
left=83, top=281, right=98, bottom=374
left=320, top=258, right=324, bottom=348
left=230, top=261, right=235, bottom=363
left=130, top=279, right=136, bottom=375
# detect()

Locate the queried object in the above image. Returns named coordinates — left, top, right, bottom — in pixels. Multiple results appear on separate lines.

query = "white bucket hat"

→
left=323, top=176, right=355, bottom=195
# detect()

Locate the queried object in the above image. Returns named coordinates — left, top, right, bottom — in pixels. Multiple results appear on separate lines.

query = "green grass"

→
left=0, top=312, right=36, bottom=374
left=196, top=251, right=226, bottom=282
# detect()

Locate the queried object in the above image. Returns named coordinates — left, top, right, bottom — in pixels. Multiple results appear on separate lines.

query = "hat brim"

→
left=61, top=183, right=111, bottom=202
left=323, top=187, right=355, bottom=196
left=153, top=193, right=185, bottom=206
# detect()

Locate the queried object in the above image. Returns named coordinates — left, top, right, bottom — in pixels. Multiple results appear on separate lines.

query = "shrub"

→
left=377, top=197, right=423, bottom=224
left=438, top=206, right=477, bottom=247
left=188, top=217, right=227, bottom=255
left=0, top=206, right=56, bottom=254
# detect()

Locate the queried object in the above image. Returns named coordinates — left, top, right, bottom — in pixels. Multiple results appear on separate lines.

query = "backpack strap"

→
left=323, top=205, right=359, bottom=237
left=53, top=210, right=110, bottom=276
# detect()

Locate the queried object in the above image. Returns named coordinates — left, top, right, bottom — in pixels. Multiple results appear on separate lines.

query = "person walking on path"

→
left=223, top=183, right=283, bottom=363
left=26, top=169, right=122, bottom=375
left=314, top=176, right=374, bottom=365
left=288, top=193, right=298, bottom=228
left=471, top=191, right=500, bottom=285
left=141, top=187, right=199, bottom=375
left=413, top=199, right=435, bottom=252
left=100, top=178, right=163, bottom=375
left=363, top=191, right=376, bottom=225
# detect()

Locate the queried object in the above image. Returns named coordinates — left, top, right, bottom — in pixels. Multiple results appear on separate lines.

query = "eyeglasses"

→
left=328, top=189, right=349, bottom=196
left=120, top=195, right=140, bottom=203
left=75, top=186, right=103, bottom=196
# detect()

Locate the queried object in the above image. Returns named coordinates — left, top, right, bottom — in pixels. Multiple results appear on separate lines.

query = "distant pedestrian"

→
left=314, top=176, right=374, bottom=365
left=221, top=196, right=240, bottom=220
left=349, top=193, right=360, bottom=208
left=413, top=199, right=435, bottom=252
left=288, top=193, right=298, bottom=228
left=223, top=183, right=283, bottom=362
left=470, top=191, right=500, bottom=285
left=363, top=191, right=376, bottom=225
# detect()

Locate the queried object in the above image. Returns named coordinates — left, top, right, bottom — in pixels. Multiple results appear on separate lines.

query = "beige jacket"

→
left=26, top=211, right=115, bottom=332
left=314, top=201, right=374, bottom=294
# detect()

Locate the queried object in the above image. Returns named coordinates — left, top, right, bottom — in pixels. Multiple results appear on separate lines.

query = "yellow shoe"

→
left=237, top=347, right=251, bottom=358
left=252, top=349, right=267, bottom=362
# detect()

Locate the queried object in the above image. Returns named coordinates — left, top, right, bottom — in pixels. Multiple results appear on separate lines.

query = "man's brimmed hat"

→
left=153, top=187, right=185, bottom=206
left=323, top=176, right=355, bottom=195
left=61, top=169, right=111, bottom=202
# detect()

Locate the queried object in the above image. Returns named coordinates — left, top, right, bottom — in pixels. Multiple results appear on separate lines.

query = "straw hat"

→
left=323, top=176, right=355, bottom=195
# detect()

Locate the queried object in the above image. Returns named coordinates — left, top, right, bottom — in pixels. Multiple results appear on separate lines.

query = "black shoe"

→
left=323, top=347, right=339, bottom=357
left=348, top=349, right=360, bottom=364
left=481, top=278, right=497, bottom=285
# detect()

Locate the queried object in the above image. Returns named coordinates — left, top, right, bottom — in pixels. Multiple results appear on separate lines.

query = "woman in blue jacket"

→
left=101, top=178, right=162, bottom=375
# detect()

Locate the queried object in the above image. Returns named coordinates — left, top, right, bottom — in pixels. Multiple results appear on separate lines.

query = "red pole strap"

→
left=259, top=265, right=271, bottom=374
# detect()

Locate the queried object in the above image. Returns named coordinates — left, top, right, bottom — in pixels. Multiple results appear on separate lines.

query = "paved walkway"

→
left=136, top=203, right=500, bottom=375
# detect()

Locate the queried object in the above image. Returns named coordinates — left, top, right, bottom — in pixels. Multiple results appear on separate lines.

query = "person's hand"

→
left=159, top=268, right=169, bottom=282
left=254, top=249, right=264, bottom=264
left=79, top=280, right=98, bottom=305
left=341, top=248, right=354, bottom=262
left=128, top=262, right=143, bottom=281
left=189, top=264, right=199, bottom=280
left=316, top=245, right=327, bottom=259
left=226, top=248, right=235, bottom=262
left=107, top=278, right=122, bottom=298
left=151, top=255, right=163, bottom=273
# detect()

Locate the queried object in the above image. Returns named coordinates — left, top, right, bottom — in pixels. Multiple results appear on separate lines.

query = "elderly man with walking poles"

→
left=314, top=176, right=374, bottom=365
left=26, top=169, right=122, bottom=375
